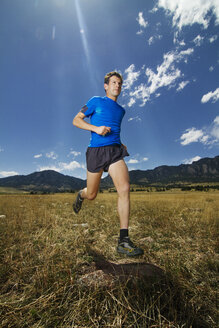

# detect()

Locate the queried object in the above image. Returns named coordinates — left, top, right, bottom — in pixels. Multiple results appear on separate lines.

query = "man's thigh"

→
left=108, top=160, right=129, bottom=190
left=86, top=169, right=103, bottom=196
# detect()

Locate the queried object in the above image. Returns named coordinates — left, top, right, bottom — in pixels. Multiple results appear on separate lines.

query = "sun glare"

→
left=75, top=0, right=90, bottom=65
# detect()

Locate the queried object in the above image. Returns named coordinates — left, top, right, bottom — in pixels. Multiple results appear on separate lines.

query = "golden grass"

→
left=0, top=187, right=28, bottom=194
left=0, top=191, right=218, bottom=327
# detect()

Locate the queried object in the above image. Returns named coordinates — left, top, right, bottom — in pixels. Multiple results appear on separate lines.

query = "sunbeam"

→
left=75, top=0, right=90, bottom=66
left=74, top=0, right=99, bottom=92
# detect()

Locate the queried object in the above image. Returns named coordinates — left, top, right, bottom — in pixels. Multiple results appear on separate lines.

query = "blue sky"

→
left=0, top=0, right=219, bottom=179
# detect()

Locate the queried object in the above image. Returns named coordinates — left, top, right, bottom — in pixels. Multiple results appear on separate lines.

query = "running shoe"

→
left=117, top=237, right=144, bottom=256
left=73, top=190, right=84, bottom=214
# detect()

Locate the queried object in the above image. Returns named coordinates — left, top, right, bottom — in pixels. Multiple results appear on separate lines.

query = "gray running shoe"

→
left=73, top=190, right=84, bottom=214
left=117, top=237, right=144, bottom=256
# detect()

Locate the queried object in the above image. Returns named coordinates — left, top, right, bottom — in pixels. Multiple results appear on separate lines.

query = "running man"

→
left=72, top=71, right=143, bottom=256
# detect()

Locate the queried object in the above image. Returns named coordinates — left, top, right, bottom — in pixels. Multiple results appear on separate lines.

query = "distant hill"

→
left=0, top=170, right=86, bottom=193
left=101, top=155, right=219, bottom=188
left=0, top=156, right=218, bottom=192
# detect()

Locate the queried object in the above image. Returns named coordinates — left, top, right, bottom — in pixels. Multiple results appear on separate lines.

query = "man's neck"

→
left=106, top=94, right=117, bottom=102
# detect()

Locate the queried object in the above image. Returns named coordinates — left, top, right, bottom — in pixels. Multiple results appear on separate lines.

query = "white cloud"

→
left=68, top=150, right=81, bottom=157
left=211, top=116, right=219, bottom=140
left=193, top=35, right=204, bottom=46
left=183, top=156, right=201, bottom=164
left=129, top=83, right=150, bottom=107
left=148, top=35, right=162, bottom=45
left=128, top=116, right=142, bottom=122
left=123, top=44, right=194, bottom=106
left=179, top=40, right=186, bottom=47
left=177, top=80, right=190, bottom=92
left=123, top=64, right=141, bottom=90
left=0, top=171, right=19, bottom=178
left=157, top=34, right=163, bottom=41
left=209, top=35, right=218, bottom=43
left=128, top=159, right=139, bottom=164
left=201, top=87, right=219, bottom=103
left=137, top=49, right=193, bottom=105
left=59, top=161, right=81, bottom=171
left=0, top=147, right=4, bottom=152
left=127, top=155, right=149, bottom=164
left=173, top=32, right=186, bottom=46
left=46, top=151, right=58, bottom=160
left=213, top=116, right=219, bottom=125
left=136, top=30, right=143, bottom=35
left=150, top=7, right=158, bottom=14
left=127, top=98, right=136, bottom=107
left=39, top=160, right=84, bottom=173
left=180, top=127, right=208, bottom=145
left=145, top=63, right=180, bottom=100
left=209, top=66, right=214, bottom=72
left=34, top=154, right=42, bottom=159
left=137, top=12, right=148, bottom=28
left=148, top=36, right=154, bottom=45
left=180, top=116, right=219, bottom=146
left=179, top=48, right=194, bottom=57
left=147, top=49, right=192, bottom=104
left=156, top=0, right=219, bottom=30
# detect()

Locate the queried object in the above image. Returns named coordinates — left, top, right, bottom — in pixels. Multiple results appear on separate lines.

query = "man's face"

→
left=104, top=76, right=122, bottom=99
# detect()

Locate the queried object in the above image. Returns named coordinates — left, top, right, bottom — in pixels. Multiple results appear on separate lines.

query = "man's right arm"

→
left=73, top=112, right=111, bottom=136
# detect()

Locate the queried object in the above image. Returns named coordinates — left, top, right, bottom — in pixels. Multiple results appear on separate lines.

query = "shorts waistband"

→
left=88, top=143, right=121, bottom=149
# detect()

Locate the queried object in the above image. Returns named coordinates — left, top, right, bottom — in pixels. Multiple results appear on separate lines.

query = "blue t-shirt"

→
left=81, top=96, right=125, bottom=147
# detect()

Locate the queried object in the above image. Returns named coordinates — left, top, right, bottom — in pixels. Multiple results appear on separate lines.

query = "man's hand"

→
left=122, top=143, right=127, bottom=150
left=95, top=126, right=111, bottom=136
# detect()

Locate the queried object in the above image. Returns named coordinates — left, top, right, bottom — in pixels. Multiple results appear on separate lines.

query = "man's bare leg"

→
left=108, top=159, right=144, bottom=256
left=81, top=169, right=103, bottom=200
left=108, top=160, right=130, bottom=229
left=73, top=170, right=103, bottom=213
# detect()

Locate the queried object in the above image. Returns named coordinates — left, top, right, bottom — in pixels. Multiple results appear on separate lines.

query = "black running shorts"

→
left=86, top=144, right=129, bottom=173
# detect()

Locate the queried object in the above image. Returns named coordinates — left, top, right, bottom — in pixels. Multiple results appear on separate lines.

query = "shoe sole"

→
left=73, top=191, right=83, bottom=214
left=117, top=247, right=144, bottom=257
left=73, top=205, right=80, bottom=214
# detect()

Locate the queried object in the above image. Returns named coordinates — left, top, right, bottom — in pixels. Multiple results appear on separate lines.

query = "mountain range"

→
left=102, top=155, right=219, bottom=188
left=0, top=156, right=218, bottom=192
left=0, top=170, right=86, bottom=193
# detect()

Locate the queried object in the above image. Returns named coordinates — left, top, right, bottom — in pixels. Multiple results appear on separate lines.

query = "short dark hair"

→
left=104, top=71, right=123, bottom=85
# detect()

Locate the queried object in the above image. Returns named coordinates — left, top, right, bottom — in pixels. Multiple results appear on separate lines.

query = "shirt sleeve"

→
left=80, top=97, right=97, bottom=117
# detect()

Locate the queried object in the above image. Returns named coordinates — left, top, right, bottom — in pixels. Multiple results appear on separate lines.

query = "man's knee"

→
left=86, top=191, right=98, bottom=201
left=117, top=182, right=130, bottom=196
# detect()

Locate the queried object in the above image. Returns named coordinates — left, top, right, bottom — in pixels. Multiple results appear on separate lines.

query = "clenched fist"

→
left=95, top=126, right=111, bottom=136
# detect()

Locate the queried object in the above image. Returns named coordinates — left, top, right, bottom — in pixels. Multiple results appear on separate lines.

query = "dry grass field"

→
left=0, top=191, right=218, bottom=327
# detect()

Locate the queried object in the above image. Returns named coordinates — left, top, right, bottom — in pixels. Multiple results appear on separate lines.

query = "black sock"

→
left=120, top=229, right=128, bottom=241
